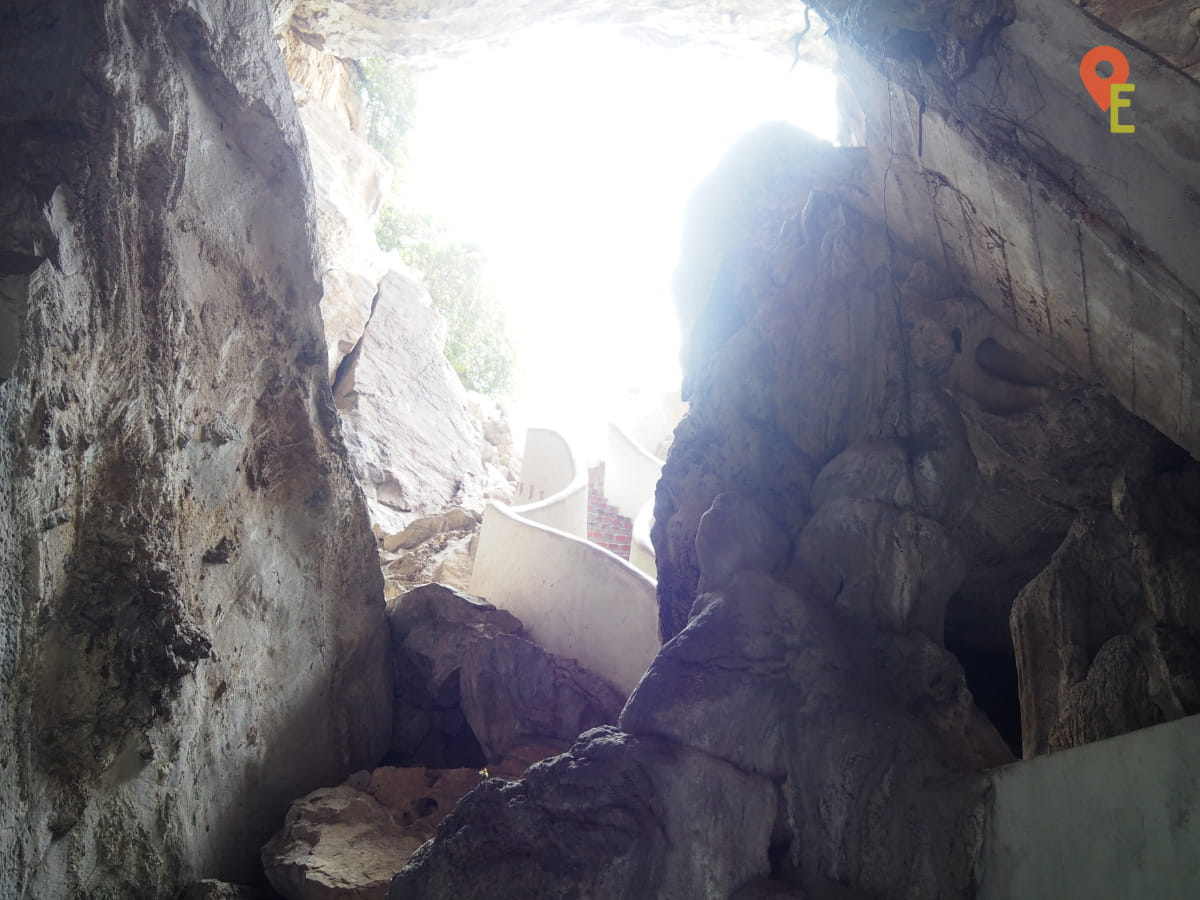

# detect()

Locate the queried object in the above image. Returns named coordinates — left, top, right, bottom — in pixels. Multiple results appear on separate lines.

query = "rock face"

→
left=280, top=0, right=833, bottom=62
left=263, top=767, right=483, bottom=900
left=460, top=632, right=626, bottom=769
left=0, top=1, right=391, bottom=895
left=1011, top=457, right=1200, bottom=757
left=1075, top=0, right=1200, bottom=76
left=283, top=39, right=518, bottom=534
left=387, top=583, right=523, bottom=767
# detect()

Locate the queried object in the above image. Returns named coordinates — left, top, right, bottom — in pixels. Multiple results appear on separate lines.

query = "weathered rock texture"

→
left=460, top=632, right=626, bottom=768
left=0, top=1, right=391, bottom=895
left=394, top=1, right=1200, bottom=896
left=283, top=43, right=518, bottom=535
left=390, top=726, right=778, bottom=900
left=387, top=583, right=523, bottom=767
left=263, top=767, right=482, bottom=900
left=1075, top=0, right=1200, bottom=75
left=6, top=0, right=1199, bottom=897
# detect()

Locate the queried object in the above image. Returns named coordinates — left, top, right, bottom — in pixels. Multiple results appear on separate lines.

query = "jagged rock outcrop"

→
left=1011, top=451, right=1200, bottom=757
left=0, top=0, right=391, bottom=895
left=390, top=726, right=778, bottom=900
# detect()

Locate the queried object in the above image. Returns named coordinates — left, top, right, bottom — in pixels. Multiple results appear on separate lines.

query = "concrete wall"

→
left=605, top=422, right=664, bottom=520
left=978, top=713, right=1200, bottom=899
left=470, top=502, right=660, bottom=695
left=629, top=498, right=657, bottom=580
left=512, top=426, right=587, bottom=538
left=617, top=389, right=688, bottom=459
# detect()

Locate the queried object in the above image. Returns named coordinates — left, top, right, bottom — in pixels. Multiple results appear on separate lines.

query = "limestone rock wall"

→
left=281, top=33, right=517, bottom=534
left=0, top=1, right=391, bottom=895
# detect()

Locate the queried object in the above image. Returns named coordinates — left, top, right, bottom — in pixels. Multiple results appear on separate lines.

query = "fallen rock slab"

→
left=263, top=767, right=483, bottom=900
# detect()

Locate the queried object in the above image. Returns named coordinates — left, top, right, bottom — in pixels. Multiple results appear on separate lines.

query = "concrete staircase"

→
left=587, top=464, right=632, bottom=560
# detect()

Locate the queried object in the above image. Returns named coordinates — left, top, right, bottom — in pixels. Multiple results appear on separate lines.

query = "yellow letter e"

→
left=1110, top=83, right=1135, bottom=133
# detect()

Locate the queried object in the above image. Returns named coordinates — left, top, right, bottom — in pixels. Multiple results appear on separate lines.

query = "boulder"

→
left=263, top=767, right=483, bottom=900
left=388, top=583, right=522, bottom=767
left=388, top=727, right=777, bottom=900
left=351, top=766, right=484, bottom=832
left=459, top=633, right=626, bottom=766
left=263, top=786, right=420, bottom=900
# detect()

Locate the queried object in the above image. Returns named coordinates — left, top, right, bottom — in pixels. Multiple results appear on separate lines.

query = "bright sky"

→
left=400, top=24, right=838, bottom=448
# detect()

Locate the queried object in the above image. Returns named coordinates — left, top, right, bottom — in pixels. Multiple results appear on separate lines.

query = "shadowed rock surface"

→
left=0, top=1, right=390, bottom=894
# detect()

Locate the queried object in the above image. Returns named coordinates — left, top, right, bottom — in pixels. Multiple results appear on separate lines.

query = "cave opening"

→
left=362, top=22, right=840, bottom=452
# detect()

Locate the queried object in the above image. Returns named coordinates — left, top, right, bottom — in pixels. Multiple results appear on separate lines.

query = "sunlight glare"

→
left=399, top=24, right=838, bottom=450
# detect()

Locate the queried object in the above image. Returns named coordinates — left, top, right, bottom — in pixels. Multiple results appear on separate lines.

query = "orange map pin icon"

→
left=1080, top=46, right=1130, bottom=111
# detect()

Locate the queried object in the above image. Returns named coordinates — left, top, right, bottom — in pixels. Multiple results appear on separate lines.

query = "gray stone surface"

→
left=388, top=583, right=523, bottom=767
left=285, top=42, right=517, bottom=536
left=460, top=632, right=625, bottom=766
left=0, top=2, right=391, bottom=895
left=830, top=0, right=1200, bottom=456
left=389, top=727, right=778, bottom=900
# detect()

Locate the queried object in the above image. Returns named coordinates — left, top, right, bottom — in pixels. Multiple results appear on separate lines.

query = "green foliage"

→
left=376, top=205, right=515, bottom=396
left=357, top=57, right=417, bottom=167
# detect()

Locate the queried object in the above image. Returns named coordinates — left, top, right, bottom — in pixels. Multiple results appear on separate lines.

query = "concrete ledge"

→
left=978, top=713, right=1200, bottom=899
